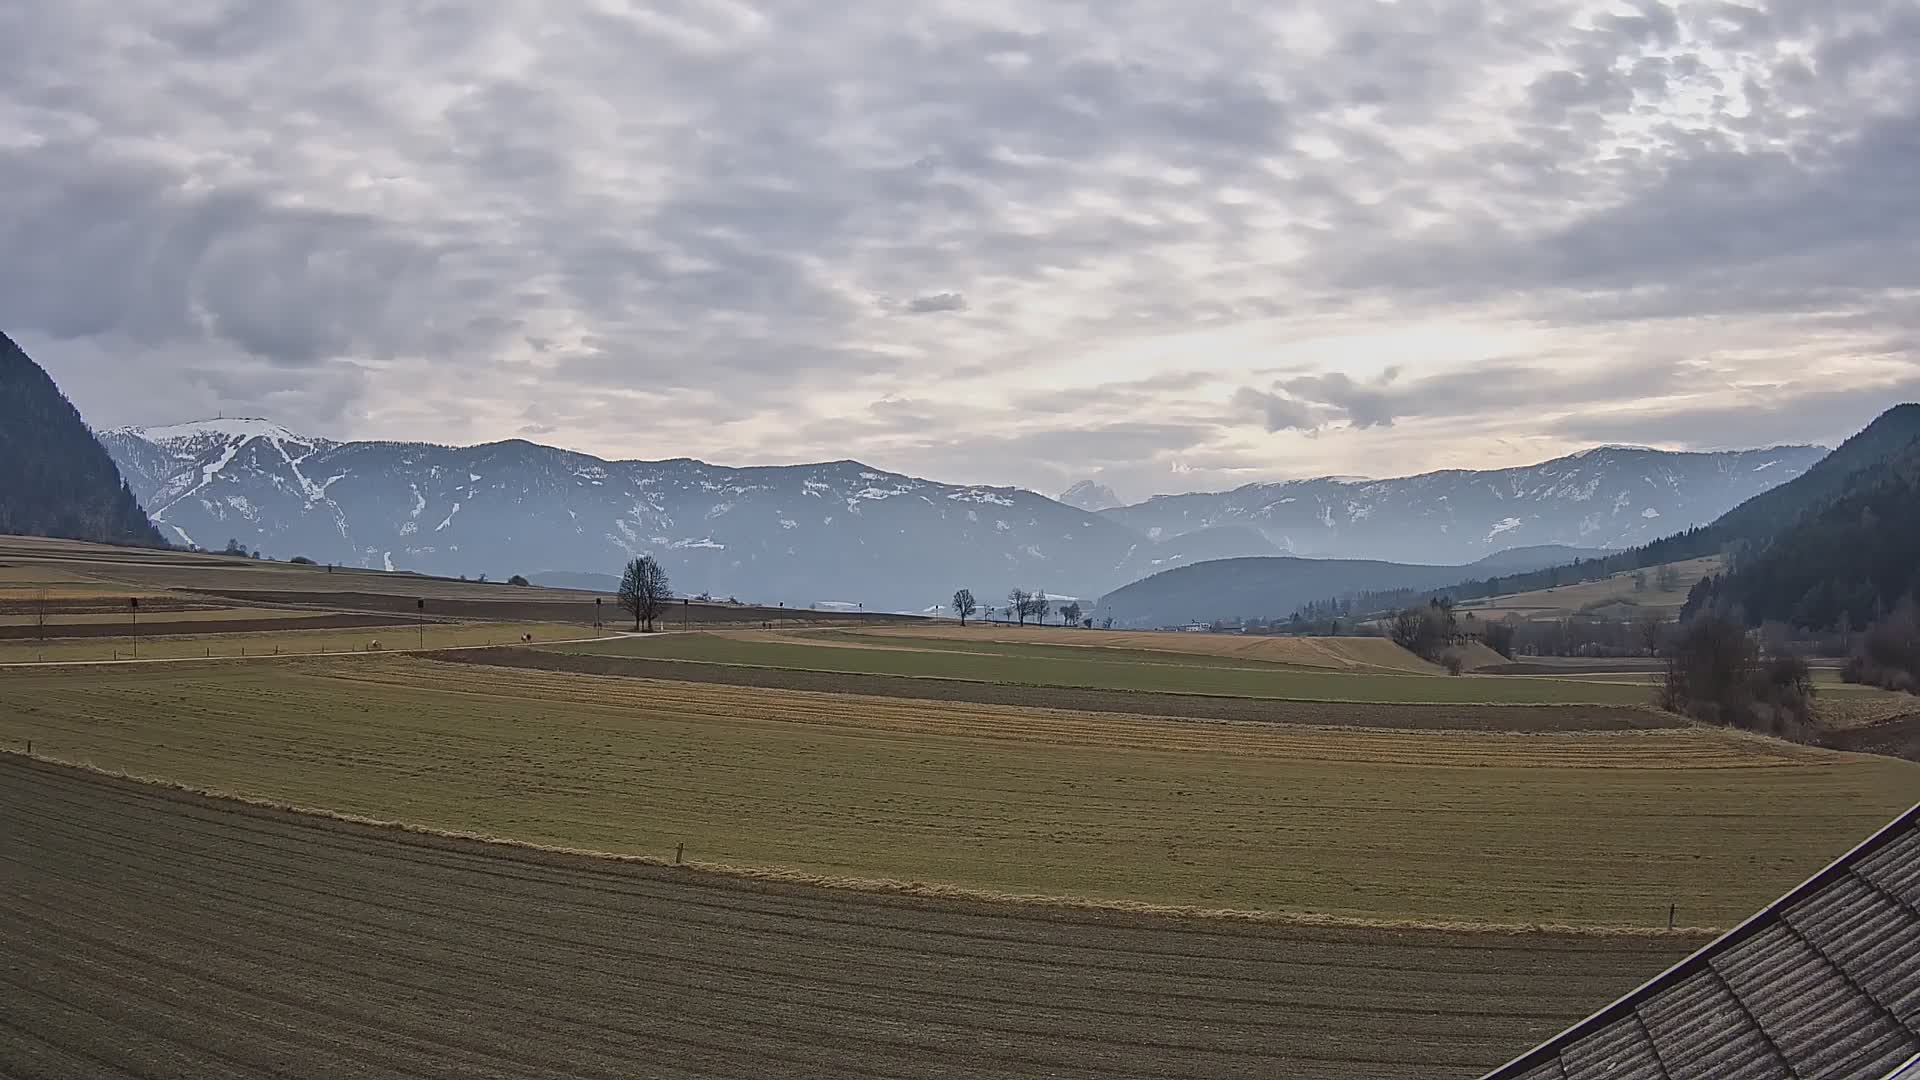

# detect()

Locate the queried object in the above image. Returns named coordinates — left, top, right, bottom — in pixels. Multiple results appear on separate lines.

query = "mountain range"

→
left=97, top=413, right=1822, bottom=610
left=1099, top=444, right=1825, bottom=564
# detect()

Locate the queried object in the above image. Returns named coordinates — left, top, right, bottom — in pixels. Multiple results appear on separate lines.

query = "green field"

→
left=3, top=655, right=1912, bottom=928
left=549, top=631, right=1660, bottom=705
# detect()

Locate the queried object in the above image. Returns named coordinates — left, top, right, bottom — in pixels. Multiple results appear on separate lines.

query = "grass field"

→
left=449, top=648, right=1683, bottom=731
left=0, top=621, right=599, bottom=663
left=0, top=757, right=1704, bottom=1080
left=3, top=656, right=1912, bottom=928
left=1459, top=556, right=1724, bottom=621
left=548, top=631, right=1658, bottom=705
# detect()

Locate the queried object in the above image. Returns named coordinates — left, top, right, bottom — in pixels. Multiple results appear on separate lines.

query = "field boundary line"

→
left=0, top=748, right=1724, bottom=939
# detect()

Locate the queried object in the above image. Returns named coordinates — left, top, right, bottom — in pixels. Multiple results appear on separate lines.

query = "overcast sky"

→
left=6, top=1, right=1918, bottom=499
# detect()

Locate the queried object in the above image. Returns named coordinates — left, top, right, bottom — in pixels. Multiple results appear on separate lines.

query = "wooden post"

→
left=25, top=740, right=30, bottom=756
left=675, top=843, right=684, bottom=865
left=1668, top=904, right=1676, bottom=930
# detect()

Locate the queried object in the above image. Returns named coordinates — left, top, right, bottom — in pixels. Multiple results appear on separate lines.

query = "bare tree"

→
left=1008, top=588, right=1031, bottom=627
left=1029, top=592, right=1052, bottom=626
left=618, top=556, right=672, bottom=631
left=952, top=588, right=977, bottom=626
left=1636, top=612, right=1666, bottom=657
left=1060, top=601, right=1083, bottom=627
left=1655, top=563, right=1681, bottom=592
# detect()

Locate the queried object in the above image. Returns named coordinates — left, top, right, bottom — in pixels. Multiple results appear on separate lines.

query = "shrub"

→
left=1843, top=604, right=1920, bottom=695
left=1440, top=650, right=1464, bottom=676
left=289, top=555, right=315, bottom=565
left=508, top=574, right=531, bottom=587
left=1660, top=615, right=1815, bottom=738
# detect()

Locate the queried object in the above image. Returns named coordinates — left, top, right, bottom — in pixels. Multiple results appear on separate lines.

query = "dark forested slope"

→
left=0, top=332, right=164, bottom=547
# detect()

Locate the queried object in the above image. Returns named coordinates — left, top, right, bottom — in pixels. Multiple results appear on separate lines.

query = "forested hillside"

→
left=0, top=332, right=164, bottom=547
left=1396, top=405, right=1920, bottom=614
left=1683, top=433, right=1920, bottom=631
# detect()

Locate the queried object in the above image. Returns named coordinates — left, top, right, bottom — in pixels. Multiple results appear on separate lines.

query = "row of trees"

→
left=950, top=588, right=1090, bottom=628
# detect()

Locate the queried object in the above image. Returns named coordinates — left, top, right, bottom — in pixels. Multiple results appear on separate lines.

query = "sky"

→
left=5, top=1, right=1918, bottom=501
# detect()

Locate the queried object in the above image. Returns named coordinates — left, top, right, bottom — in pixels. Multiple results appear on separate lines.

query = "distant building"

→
left=1482, top=802, right=1920, bottom=1079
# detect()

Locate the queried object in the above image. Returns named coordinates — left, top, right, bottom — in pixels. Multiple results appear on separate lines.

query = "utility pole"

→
left=416, top=597, right=425, bottom=650
left=130, top=597, right=139, bottom=659
left=595, top=597, right=602, bottom=629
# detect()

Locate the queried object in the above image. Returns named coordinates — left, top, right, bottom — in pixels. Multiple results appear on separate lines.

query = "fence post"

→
left=675, top=843, right=684, bottom=865
left=1668, top=904, right=1676, bottom=930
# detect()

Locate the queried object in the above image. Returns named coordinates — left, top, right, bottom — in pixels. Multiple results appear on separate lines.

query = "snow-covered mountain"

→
left=1058, top=480, right=1121, bottom=513
left=99, top=419, right=1824, bottom=609
left=99, top=419, right=1249, bottom=609
left=1098, top=444, right=1827, bottom=565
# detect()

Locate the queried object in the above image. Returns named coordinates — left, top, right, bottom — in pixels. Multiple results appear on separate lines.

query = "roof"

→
left=1483, top=803, right=1920, bottom=1080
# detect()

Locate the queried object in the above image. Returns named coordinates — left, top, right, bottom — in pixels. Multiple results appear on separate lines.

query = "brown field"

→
left=0, top=755, right=1706, bottom=1080
left=0, top=621, right=597, bottom=663
left=0, top=534, right=918, bottom=631
left=851, top=623, right=1504, bottom=672
left=450, top=647, right=1683, bottom=731
left=0, top=611, right=413, bottom=640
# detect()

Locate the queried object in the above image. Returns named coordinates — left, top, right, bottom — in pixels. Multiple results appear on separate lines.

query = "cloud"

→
left=1, top=0, right=1915, bottom=499
left=1231, top=387, right=1320, bottom=433
left=900, top=292, right=968, bottom=315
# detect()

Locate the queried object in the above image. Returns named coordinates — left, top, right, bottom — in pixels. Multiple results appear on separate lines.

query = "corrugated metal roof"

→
left=1484, top=804, right=1920, bottom=1080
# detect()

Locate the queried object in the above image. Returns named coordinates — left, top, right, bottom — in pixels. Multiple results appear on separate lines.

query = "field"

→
left=0, top=757, right=1705, bottom=1080
left=0, top=620, right=597, bottom=663
left=0, top=535, right=917, bottom=632
left=547, top=630, right=1657, bottom=705
left=3, top=655, right=1913, bottom=928
left=844, top=623, right=1498, bottom=672
left=1458, top=555, right=1723, bottom=621
left=5, top=534, right=1915, bottom=1077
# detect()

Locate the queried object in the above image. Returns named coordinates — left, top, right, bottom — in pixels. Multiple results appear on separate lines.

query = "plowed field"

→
left=0, top=756, right=1703, bottom=1080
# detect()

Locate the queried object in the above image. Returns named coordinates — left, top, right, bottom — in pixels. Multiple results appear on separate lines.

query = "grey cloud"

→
left=4, top=0, right=1918, bottom=494
left=902, top=293, right=968, bottom=314
left=1232, top=387, right=1319, bottom=432
left=1552, top=380, right=1920, bottom=450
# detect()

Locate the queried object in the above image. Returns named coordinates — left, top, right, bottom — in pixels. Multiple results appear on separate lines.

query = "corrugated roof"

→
left=1484, top=803, right=1920, bottom=1080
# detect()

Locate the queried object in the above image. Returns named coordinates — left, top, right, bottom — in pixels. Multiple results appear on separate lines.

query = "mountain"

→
left=1467, top=544, right=1613, bottom=574
left=0, top=332, right=163, bottom=548
left=100, top=420, right=1176, bottom=610
left=1059, top=480, right=1121, bottom=513
left=1095, top=545, right=1594, bottom=628
left=1681, top=405, right=1920, bottom=630
left=100, top=417, right=1826, bottom=612
left=1099, top=445, right=1826, bottom=566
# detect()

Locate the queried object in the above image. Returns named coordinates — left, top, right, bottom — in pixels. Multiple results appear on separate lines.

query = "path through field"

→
left=0, top=757, right=1700, bottom=1080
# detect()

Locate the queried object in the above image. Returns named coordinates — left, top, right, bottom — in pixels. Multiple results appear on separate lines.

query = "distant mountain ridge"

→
left=1059, top=480, right=1121, bottom=512
left=1095, top=546, right=1600, bottom=628
left=0, top=332, right=163, bottom=548
left=101, top=418, right=1243, bottom=609
left=1099, top=444, right=1826, bottom=566
left=101, top=415, right=1821, bottom=610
